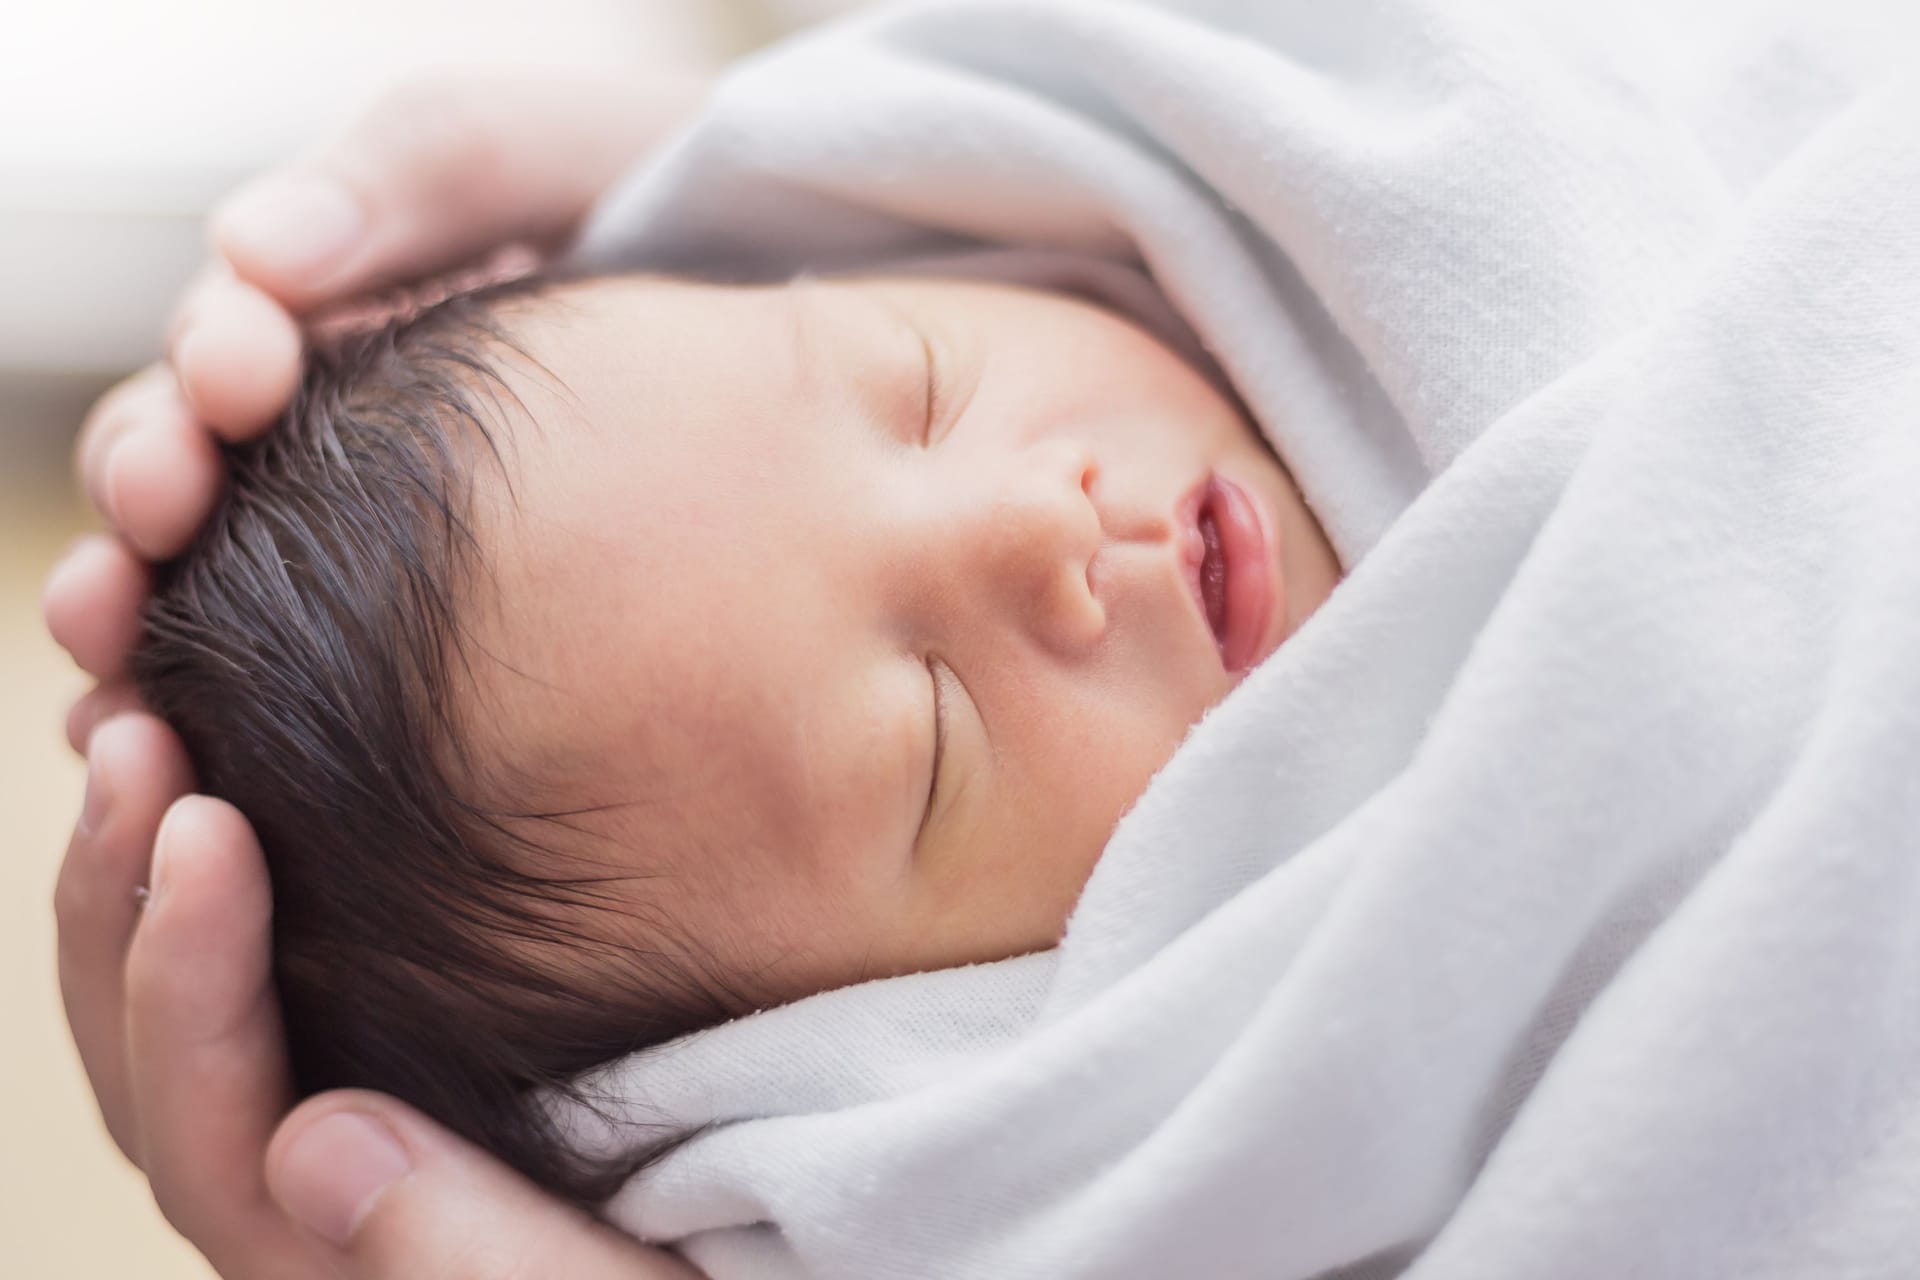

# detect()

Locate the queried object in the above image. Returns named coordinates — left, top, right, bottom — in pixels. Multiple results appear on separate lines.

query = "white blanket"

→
left=562, top=2, right=1920, bottom=1276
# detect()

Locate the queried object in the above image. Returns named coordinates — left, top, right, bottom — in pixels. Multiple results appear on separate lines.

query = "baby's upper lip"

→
left=1175, top=475, right=1215, bottom=653
left=1172, top=471, right=1278, bottom=672
left=1206, top=473, right=1277, bottom=672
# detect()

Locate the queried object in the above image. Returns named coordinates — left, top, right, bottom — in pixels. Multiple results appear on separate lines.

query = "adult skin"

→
left=45, top=73, right=711, bottom=1280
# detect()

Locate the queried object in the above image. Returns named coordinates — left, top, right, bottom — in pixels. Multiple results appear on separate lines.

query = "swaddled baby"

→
left=132, top=269, right=1341, bottom=1203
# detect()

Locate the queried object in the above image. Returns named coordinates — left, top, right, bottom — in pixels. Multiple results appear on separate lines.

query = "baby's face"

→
left=464, top=275, right=1339, bottom=1008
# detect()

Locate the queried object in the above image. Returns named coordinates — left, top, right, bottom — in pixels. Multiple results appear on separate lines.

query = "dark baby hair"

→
left=132, top=278, right=732, bottom=1204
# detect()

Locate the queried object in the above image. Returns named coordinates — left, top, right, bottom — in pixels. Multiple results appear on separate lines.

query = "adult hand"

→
left=58, top=722, right=699, bottom=1279
left=46, top=70, right=708, bottom=1279
left=49, top=68, right=705, bottom=745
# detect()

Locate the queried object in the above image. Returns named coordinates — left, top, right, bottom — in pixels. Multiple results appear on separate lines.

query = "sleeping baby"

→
left=115, top=0, right=1920, bottom=1269
left=132, top=268, right=1343, bottom=1203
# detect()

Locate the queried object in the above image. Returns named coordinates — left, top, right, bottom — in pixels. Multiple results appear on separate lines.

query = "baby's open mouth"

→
left=1197, top=499, right=1230, bottom=648
left=1183, top=474, right=1277, bottom=673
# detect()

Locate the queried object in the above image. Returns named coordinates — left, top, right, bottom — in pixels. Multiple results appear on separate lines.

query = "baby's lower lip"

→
left=1181, top=473, right=1277, bottom=673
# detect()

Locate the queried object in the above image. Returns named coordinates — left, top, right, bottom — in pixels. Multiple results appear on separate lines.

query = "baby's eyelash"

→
left=921, top=656, right=948, bottom=838
left=919, top=331, right=942, bottom=445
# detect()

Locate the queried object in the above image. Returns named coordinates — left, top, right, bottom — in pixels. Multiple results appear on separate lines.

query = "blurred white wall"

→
left=0, top=0, right=755, bottom=380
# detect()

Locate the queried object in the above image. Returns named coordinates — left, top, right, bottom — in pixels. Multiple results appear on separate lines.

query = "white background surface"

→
left=0, top=0, right=750, bottom=378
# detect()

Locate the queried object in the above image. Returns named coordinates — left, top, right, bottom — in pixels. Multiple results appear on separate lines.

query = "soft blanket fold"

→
left=561, top=1, right=1920, bottom=1275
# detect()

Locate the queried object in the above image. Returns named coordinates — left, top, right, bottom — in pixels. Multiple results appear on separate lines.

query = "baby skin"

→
left=466, top=275, right=1343, bottom=1006
left=133, top=271, right=1341, bottom=1200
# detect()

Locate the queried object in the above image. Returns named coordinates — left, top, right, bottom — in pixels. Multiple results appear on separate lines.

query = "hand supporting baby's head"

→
left=132, top=270, right=1339, bottom=1203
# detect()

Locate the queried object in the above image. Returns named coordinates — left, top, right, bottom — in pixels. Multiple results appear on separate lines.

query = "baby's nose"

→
left=972, top=440, right=1105, bottom=657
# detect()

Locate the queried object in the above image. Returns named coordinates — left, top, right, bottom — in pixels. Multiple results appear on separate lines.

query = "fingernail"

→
left=41, top=538, right=93, bottom=626
left=168, top=327, right=212, bottom=422
left=216, top=175, right=364, bottom=285
left=99, top=438, right=129, bottom=529
left=80, top=759, right=111, bottom=836
left=273, top=1110, right=412, bottom=1247
left=170, top=322, right=205, bottom=381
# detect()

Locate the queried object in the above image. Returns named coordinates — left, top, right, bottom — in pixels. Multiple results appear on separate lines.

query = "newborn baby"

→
left=133, top=269, right=1341, bottom=1203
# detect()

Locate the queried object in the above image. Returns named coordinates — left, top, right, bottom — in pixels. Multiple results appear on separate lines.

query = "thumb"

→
left=212, top=71, right=706, bottom=312
left=267, top=1091, right=701, bottom=1280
